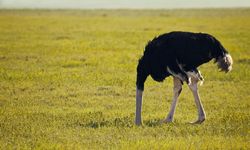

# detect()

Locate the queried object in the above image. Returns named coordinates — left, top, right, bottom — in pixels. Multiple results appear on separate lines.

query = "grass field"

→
left=0, top=9, right=250, bottom=149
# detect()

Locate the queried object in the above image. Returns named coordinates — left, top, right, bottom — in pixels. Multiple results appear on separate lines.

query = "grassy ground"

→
left=0, top=9, right=249, bottom=149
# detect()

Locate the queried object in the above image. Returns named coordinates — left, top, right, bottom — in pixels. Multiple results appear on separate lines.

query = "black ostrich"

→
left=135, top=31, right=233, bottom=125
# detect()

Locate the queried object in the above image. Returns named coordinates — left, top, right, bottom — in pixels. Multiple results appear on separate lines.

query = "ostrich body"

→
left=135, top=31, right=233, bottom=125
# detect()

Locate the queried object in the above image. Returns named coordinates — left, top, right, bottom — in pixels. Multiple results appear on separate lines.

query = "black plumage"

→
left=136, top=31, right=228, bottom=90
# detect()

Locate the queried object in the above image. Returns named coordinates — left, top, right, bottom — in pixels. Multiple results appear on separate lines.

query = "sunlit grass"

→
left=0, top=9, right=249, bottom=149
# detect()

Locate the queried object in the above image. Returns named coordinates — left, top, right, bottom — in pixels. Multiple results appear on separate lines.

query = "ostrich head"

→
left=216, top=53, right=233, bottom=73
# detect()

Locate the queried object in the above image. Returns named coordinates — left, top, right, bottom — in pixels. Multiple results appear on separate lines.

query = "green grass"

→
left=0, top=9, right=250, bottom=149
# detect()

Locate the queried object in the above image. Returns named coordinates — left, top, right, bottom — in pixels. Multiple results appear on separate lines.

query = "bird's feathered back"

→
left=136, top=31, right=229, bottom=90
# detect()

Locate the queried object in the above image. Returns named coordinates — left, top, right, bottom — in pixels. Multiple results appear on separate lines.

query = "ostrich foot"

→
left=161, top=117, right=174, bottom=124
left=160, top=119, right=173, bottom=124
left=189, top=118, right=205, bottom=124
left=135, top=119, right=142, bottom=126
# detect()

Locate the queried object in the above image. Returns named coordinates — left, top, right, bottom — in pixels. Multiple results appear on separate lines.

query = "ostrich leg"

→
left=135, top=88, right=143, bottom=125
left=188, top=77, right=206, bottom=124
left=162, top=77, right=182, bottom=123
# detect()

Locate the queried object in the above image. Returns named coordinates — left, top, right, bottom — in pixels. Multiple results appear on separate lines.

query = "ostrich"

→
left=135, top=31, right=233, bottom=125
